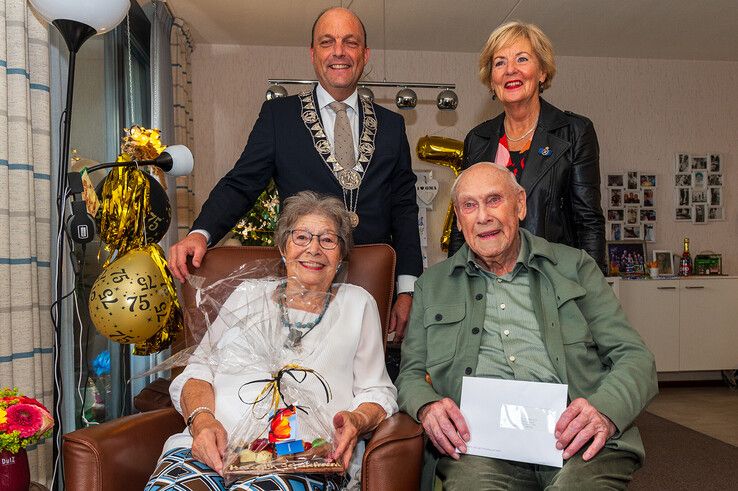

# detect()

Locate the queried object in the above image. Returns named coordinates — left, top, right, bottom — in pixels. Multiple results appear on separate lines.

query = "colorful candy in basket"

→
left=224, top=366, right=344, bottom=479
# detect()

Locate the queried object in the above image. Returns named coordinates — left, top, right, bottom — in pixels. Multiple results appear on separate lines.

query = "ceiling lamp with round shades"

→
left=395, top=87, right=418, bottom=110
left=266, top=79, right=457, bottom=111
left=436, top=89, right=459, bottom=110
left=357, top=86, right=375, bottom=103
left=265, top=84, right=288, bottom=100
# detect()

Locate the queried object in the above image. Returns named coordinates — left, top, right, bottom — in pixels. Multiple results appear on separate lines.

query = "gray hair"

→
left=274, top=191, right=354, bottom=258
left=451, top=161, right=524, bottom=204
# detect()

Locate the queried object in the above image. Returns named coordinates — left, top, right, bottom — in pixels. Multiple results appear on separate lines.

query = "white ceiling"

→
left=164, top=0, right=738, bottom=61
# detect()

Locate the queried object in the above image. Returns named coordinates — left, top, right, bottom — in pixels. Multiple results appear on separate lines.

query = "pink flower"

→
left=18, top=396, right=46, bottom=409
left=5, top=404, right=42, bottom=438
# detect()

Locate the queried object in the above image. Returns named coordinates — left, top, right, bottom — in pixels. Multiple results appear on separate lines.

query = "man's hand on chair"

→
left=389, top=293, right=413, bottom=343
left=168, top=233, right=207, bottom=283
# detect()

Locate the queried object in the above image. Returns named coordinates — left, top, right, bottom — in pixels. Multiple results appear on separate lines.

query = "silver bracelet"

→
left=186, top=406, right=214, bottom=435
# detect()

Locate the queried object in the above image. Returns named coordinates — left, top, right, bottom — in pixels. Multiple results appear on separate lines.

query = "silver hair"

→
left=451, top=161, right=524, bottom=204
left=274, top=191, right=354, bottom=258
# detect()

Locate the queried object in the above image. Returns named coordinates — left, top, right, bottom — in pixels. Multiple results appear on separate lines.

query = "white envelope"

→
left=459, top=377, right=568, bottom=467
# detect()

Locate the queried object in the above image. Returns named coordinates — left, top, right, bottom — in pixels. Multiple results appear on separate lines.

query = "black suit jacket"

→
left=193, top=90, right=423, bottom=277
left=448, top=98, right=606, bottom=273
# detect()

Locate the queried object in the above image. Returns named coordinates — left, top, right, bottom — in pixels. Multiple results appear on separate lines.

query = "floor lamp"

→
left=27, top=1, right=129, bottom=487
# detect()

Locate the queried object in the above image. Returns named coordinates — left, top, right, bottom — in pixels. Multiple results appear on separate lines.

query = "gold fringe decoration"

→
left=99, top=126, right=168, bottom=265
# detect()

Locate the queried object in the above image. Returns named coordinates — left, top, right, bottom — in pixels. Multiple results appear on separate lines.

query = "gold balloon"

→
left=439, top=203, right=455, bottom=252
left=132, top=244, right=183, bottom=355
left=416, top=135, right=464, bottom=252
left=416, top=135, right=463, bottom=176
left=89, top=244, right=182, bottom=350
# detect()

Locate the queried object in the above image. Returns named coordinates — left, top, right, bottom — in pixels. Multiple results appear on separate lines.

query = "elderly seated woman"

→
left=145, top=191, right=398, bottom=491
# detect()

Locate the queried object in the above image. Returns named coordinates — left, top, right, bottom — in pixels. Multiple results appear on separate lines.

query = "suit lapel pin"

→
left=538, top=146, right=551, bottom=156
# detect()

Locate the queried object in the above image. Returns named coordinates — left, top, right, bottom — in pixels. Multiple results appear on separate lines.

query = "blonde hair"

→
left=478, top=21, right=556, bottom=92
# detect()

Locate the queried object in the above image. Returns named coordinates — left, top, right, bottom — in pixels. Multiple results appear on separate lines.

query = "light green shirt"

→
left=469, top=232, right=561, bottom=383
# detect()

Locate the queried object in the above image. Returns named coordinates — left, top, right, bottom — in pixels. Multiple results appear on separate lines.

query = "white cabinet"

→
left=618, top=280, right=680, bottom=371
left=678, top=278, right=738, bottom=370
left=615, top=277, right=738, bottom=372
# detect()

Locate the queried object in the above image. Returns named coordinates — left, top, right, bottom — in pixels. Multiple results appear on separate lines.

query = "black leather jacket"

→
left=448, top=98, right=606, bottom=273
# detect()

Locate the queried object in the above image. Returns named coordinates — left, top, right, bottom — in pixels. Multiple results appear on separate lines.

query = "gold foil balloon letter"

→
left=416, top=135, right=464, bottom=252
left=416, top=136, right=464, bottom=174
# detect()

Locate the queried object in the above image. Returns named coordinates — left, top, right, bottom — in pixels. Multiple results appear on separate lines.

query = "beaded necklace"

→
left=504, top=123, right=535, bottom=142
left=277, top=281, right=332, bottom=347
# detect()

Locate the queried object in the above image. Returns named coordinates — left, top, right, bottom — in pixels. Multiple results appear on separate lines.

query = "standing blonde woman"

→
left=448, top=21, right=606, bottom=273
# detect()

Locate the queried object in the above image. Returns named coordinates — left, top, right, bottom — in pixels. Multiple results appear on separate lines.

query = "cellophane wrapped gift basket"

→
left=147, top=260, right=347, bottom=485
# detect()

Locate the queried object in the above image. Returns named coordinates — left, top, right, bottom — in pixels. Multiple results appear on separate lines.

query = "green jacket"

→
left=396, top=229, right=658, bottom=490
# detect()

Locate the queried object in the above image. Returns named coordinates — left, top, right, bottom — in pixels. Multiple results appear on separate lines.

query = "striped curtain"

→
left=171, top=19, right=195, bottom=240
left=0, top=0, right=53, bottom=485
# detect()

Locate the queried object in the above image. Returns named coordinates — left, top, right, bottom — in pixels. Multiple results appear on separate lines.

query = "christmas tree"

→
left=231, top=180, right=280, bottom=246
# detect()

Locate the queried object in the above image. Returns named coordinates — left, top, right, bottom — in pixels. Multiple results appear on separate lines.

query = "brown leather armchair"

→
left=63, top=244, right=423, bottom=490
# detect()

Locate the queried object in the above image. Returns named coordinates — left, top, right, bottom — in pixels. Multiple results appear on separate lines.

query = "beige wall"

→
left=192, top=44, right=738, bottom=272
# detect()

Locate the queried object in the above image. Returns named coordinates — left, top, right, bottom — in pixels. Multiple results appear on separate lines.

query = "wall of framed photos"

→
left=605, top=154, right=725, bottom=244
left=605, top=171, right=658, bottom=242
left=673, top=153, right=724, bottom=223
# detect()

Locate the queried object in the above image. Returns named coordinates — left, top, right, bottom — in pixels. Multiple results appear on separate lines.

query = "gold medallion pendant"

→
left=348, top=212, right=359, bottom=228
left=337, top=170, right=361, bottom=190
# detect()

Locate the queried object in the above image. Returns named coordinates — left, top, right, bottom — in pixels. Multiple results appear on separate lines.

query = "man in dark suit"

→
left=168, top=7, right=422, bottom=340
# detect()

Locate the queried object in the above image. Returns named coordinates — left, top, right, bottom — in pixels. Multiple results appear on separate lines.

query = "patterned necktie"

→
left=329, top=101, right=355, bottom=172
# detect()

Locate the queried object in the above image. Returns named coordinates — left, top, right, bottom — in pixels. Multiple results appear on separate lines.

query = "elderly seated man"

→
left=396, top=162, right=657, bottom=490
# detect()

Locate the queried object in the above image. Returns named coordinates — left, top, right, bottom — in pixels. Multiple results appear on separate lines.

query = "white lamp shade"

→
left=28, top=0, right=130, bottom=34
left=161, top=145, right=194, bottom=177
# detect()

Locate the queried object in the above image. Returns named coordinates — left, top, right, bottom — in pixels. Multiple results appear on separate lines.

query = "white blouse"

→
left=161, top=280, right=398, bottom=486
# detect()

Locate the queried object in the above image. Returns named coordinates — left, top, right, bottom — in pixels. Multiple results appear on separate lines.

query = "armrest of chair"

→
left=133, top=377, right=173, bottom=412
left=362, top=412, right=424, bottom=491
left=63, top=407, right=185, bottom=491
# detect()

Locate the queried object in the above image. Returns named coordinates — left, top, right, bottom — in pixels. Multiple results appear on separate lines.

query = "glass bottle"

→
left=679, top=237, right=692, bottom=276
left=82, top=377, right=100, bottom=425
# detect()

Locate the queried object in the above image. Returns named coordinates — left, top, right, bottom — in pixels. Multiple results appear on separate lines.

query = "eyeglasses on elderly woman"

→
left=290, top=229, right=342, bottom=250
